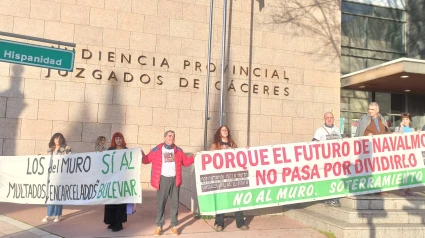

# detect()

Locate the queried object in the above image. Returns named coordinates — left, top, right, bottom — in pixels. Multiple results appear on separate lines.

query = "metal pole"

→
left=219, top=0, right=228, bottom=126
left=203, top=0, right=214, bottom=151
left=0, top=31, right=76, bottom=47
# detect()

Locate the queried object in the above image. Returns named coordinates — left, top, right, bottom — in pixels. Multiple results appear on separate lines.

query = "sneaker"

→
left=153, top=227, right=162, bottom=236
left=239, top=225, right=249, bottom=230
left=215, top=225, right=223, bottom=232
left=42, top=216, right=51, bottom=222
left=53, top=216, right=61, bottom=222
left=170, top=226, right=179, bottom=236
left=325, top=199, right=341, bottom=207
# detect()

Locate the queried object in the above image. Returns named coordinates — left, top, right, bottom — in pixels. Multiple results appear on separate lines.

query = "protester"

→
left=211, top=126, right=248, bottom=231
left=312, top=112, right=342, bottom=142
left=356, top=102, right=391, bottom=195
left=400, top=113, right=414, bottom=133
left=104, top=132, right=128, bottom=232
left=355, top=102, right=391, bottom=137
left=397, top=113, right=417, bottom=196
left=95, top=135, right=107, bottom=152
left=42, top=133, right=71, bottom=223
left=312, top=112, right=342, bottom=206
left=142, top=130, right=195, bottom=236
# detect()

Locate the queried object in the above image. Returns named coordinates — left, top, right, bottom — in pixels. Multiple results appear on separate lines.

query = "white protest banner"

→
left=0, top=148, right=142, bottom=205
left=195, top=133, right=425, bottom=215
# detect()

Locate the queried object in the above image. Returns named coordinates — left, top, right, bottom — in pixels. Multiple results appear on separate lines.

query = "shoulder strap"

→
left=322, top=126, right=331, bottom=136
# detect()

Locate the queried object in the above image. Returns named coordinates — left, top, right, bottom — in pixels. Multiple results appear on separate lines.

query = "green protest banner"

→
left=194, top=133, right=425, bottom=215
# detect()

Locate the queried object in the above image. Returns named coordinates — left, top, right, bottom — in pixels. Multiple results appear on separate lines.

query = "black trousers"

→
left=156, top=176, right=179, bottom=227
left=215, top=211, right=245, bottom=228
left=104, top=204, right=127, bottom=229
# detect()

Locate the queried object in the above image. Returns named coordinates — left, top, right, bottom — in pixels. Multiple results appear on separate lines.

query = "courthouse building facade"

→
left=0, top=0, right=341, bottom=184
left=0, top=0, right=341, bottom=155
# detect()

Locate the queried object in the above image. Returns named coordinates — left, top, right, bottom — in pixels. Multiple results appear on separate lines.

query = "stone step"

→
left=284, top=208, right=425, bottom=238
left=340, top=191, right=425, bottom=210
left=303, top=202, right=425, bottom=224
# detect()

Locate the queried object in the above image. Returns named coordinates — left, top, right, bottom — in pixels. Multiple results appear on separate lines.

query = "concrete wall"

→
left=0, top=0, right=340, bottom=194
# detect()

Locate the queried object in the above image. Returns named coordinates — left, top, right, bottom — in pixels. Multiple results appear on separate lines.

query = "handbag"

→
left=126, top=203, right=136, bottom=215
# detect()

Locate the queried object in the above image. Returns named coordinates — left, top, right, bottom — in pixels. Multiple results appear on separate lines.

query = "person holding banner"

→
left=95, top=135, right=107, bottom=152
left=142, top=130, right=195, bottom=236
left=355, top=102, right=391, bottom=137
left=397, top=113, right=417, bottom=196
left=313, top=113, right=342, bottom=206
left=104, top=132, right=128, bottom=232
left=211, top=126, right=248, bottom=232
left=42, top=133, right=71, bottom=223
left=356, top=102, right=391, bottom=196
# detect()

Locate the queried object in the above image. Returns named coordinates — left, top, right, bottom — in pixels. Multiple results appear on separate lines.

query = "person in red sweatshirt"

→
left=142, top=130, right=195, bottom=236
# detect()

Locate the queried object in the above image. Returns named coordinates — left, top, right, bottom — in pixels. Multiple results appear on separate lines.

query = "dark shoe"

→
left=107, top=224, right=113, bottom=229
left=112, top=223, right=123, bottom=232
left=405, top=189, right=417, bottom=196
left=111, top=226, right=123, bottom=232
left=239, top=225, right=249, bottom=230
left=215, top=225, right=223, bottom=232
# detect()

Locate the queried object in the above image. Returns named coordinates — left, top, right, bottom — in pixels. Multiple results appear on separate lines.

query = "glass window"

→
left=341, top=1, right=405, bottom=74
left=367, top=18, right=404, bottom=52
left=342, top=2, right=404, bottom=21
left=342, top=15, right=367, bottom=48
left=342, top=2, right=373, bottom=16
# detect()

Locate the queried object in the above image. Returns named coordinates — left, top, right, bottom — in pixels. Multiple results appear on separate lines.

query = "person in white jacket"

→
left=312, top=112, right=342, bottom=207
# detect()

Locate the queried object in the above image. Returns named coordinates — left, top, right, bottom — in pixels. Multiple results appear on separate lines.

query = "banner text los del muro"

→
left=1, top=149, right=141, bottom=205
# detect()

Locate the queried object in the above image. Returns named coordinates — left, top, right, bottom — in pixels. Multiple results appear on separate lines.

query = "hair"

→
left=324, top=111, right=334, bottom=118
left=110, top=132, right=126, bottom=148
left=48, top=133, right=66, bottom=149
left=369, top=102, right=379, bottom=109
left=401, top=112, right=413, bottom=127
left=213, top=125, right=235, bottom=145
left=164, top=130, right=175, bottom=137
left=95, top=136, right=106, bottom=147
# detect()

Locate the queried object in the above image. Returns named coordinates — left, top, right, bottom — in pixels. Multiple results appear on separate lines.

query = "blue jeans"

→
left=47, top=205, right=63, bottom=216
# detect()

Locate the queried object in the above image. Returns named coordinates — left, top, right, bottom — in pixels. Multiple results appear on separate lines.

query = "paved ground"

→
left=0, top=188, right=325, bottom=238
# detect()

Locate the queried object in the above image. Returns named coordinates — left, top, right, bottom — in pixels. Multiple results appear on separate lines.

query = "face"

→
left=115, top=136, right=123, bottom=147
left=54, top=136, right=60, bottom=145
left=101, top=138, right=106, bottom=145
left=220, top=127, right=229, bottom=138
left=324, top=113, right=334, bottom=127
left=164, top=132, right=175, bottom=146
left=368, top=105, right=379, bottom=118
left=402, top=117, right=410, bottom=126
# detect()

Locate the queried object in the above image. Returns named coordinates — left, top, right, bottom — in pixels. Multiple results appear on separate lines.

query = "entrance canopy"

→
left=341, top=58, right=425, bottom=94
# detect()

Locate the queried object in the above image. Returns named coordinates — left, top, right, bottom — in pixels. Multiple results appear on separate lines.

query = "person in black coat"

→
left=104, top=132, right=128, bottom=232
